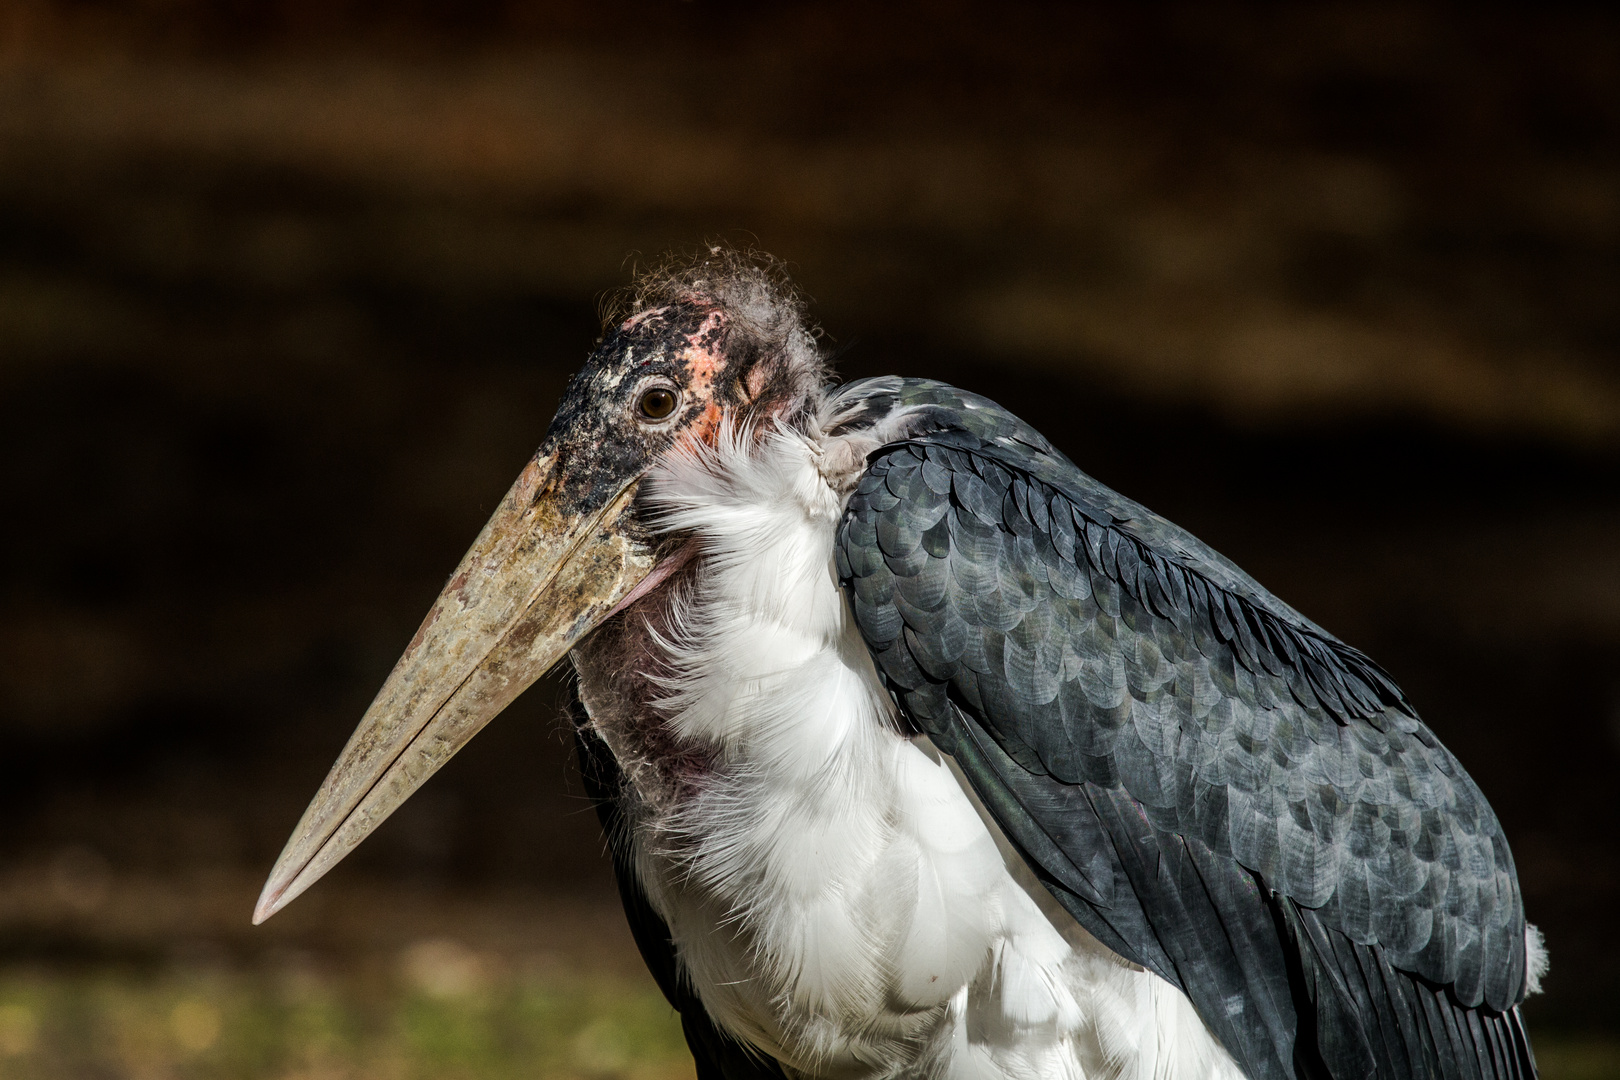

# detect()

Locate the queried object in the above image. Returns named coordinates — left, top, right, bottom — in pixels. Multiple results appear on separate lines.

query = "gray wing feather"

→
left=832, top=378, right=1536, bottom=1080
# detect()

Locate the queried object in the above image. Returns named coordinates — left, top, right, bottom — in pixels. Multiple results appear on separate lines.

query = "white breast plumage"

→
left=575, top=423, right=1245, bottom=1080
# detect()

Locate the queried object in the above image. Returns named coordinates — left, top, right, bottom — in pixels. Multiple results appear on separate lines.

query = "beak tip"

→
left=250, top=467, right=653, bottom=932
left=252, top=879, right=289, bottom=926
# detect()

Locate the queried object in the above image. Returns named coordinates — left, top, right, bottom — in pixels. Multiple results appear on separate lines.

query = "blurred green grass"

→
left=0, top=957, right=696, bottom=1080
left=0, top=961, right=1613, bottom=1080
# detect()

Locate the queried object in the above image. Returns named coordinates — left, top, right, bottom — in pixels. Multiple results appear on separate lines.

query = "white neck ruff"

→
left=574, top=423, right=1242, bottom=1080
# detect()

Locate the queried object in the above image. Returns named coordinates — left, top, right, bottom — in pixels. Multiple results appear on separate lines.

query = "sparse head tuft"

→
left=533, top=248, right=831, bottom=519
left=602, top=246, right=829, bottom=424
left=608, top=246, right=812, bottom=339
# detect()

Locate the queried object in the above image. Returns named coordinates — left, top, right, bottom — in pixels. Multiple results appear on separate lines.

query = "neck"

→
left=569, top=412, right=1247, bottom=1080
left=572, top=424, right=961, bottom=1067
left=572, top=421, right=887, bottom=813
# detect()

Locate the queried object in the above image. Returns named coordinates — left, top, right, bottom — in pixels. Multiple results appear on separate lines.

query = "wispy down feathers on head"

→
left=606, top=246, right=831, bottom=427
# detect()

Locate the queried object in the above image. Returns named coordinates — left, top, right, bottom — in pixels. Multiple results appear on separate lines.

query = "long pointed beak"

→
left=253, top=452, right=654, bottom=924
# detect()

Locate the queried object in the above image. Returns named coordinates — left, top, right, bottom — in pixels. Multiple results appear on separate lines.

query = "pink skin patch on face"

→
left=690, top=401, right=724, bottom=445
left=679, top=310, right=728, bottom=394
left=669, top=309, right=730, bottom=445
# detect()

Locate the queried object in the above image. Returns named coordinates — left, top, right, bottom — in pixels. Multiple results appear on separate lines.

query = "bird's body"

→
left=256, top=252, right=1544, bottom=1080
left=574, top=420, right=1243, bottom=1080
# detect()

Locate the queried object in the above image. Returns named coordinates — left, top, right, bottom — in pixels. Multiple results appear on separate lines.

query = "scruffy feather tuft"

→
left=1524, top=923, right=1550, bottom=996
left=605, top=245, right=829, bottom=427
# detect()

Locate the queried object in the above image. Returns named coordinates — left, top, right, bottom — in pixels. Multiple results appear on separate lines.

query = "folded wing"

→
left=832, top=378, right=1537, bottom=1080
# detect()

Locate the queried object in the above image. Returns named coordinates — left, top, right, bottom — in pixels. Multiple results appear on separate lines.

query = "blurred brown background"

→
left=1, top=2, right=1617, bottom=1074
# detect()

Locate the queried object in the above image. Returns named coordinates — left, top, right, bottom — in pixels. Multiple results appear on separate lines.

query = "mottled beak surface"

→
left=253, top=454, right=654, bottom=924
left=255, top=284, right=822, bottom=925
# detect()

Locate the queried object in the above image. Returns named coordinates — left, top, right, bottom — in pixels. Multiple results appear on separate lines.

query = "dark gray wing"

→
left=572, top=697, right=789, bottom=1080
left=831, top=378, right=1537, bottom=1080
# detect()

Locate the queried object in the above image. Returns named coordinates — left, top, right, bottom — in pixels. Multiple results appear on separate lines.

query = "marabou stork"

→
left=256, top=252, right=1546, bottom=1080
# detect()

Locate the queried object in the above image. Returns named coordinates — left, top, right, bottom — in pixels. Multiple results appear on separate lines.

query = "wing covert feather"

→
left=831, top=377, right=1536, bottom=1080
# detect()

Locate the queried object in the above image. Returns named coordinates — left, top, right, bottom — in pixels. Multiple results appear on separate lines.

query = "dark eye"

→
left=638, top=387, right=679, bottom=420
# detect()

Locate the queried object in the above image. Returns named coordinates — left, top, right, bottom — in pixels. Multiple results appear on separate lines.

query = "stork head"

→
left=254, top=252, right=824, bottom=924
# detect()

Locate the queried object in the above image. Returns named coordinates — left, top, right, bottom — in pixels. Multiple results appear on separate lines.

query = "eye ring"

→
left=637, top=386, right=680, bottom=421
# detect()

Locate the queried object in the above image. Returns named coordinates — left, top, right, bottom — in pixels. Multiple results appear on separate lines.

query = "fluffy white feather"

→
left=575, top=420, right=1247, bottom=1080
left=1524, top=924, right=1549, bottom=997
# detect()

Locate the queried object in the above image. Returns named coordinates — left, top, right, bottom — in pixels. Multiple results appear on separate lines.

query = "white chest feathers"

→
left=580, top=428, right=1244, bottom=1080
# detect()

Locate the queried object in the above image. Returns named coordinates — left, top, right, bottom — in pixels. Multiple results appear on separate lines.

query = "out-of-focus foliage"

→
left=0, top=960, right=692, bottom=1080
